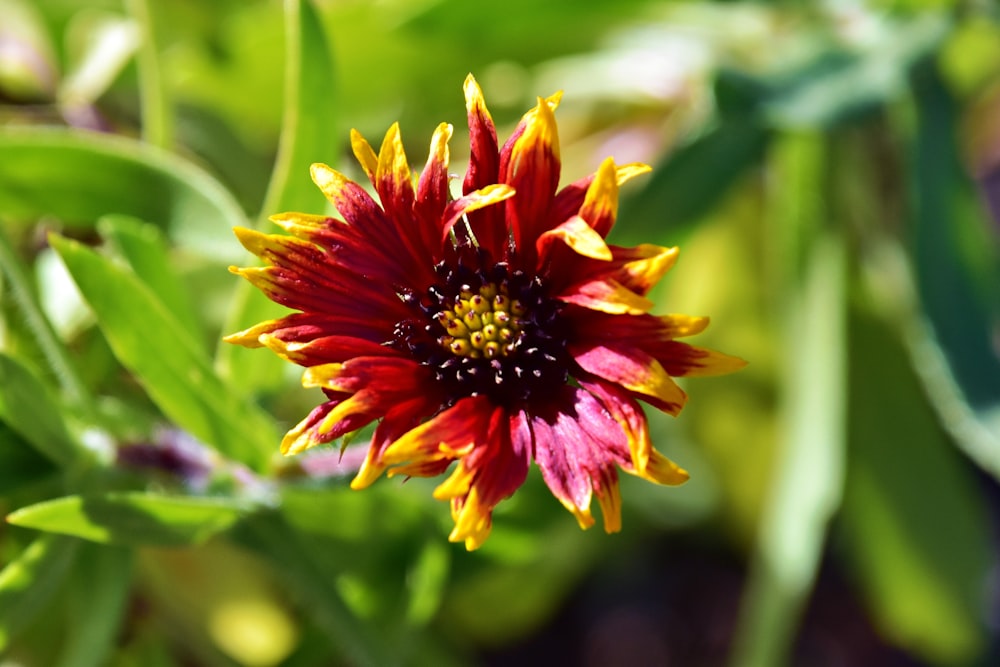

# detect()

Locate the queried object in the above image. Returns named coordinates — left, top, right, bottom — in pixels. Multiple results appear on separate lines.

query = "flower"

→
left=226, top=74, right=745, bottom=550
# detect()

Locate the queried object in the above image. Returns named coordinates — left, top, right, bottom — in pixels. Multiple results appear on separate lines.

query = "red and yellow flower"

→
left=226, top=75, right=745, bottom=549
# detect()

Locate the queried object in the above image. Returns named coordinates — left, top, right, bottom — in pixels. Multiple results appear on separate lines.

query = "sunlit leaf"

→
left=7, top=493, right=253, bottom=546
left=50, top=235, right=277, bottom=469
left=0, top=128, right=247, bottom=263
left=0, top=535, right=78, bottom=653
left=97, top=215, right=205, bottom=348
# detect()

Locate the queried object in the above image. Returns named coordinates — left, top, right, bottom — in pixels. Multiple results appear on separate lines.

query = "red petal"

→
left=499, top=93, right=562, bottom=267
left=530, top=387, right=630, bottom=533
left=462, top=74, right=506, bottom=258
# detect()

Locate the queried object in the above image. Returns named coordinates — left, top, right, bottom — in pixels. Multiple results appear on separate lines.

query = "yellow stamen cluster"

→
left=435, top=284, right=525, bottom=359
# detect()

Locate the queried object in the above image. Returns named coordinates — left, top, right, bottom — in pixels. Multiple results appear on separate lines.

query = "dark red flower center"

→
left=393, top=257, right=570, bottom=407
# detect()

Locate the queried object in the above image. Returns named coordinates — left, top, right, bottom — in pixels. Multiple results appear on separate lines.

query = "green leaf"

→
left=0, top=226, right=88, bottom=403
left=730, top=233, right=847, bottom=667
left=0, top=127, right=247, bottom=263
left=7, top=493, right=253, bottom=547
left=54, top=544, right=133, bottom=667
left=0, top=353, right=82, bottom=467
left=839, top=305, right=993, bottom=665
left=97, top=215, right=205, bottom=347
left=617, top=119, right=770, bottom=243
left=217, top=0, right=339, bottom=393
left=50, top=235, right=277, bottom=469
left=0, top=535, right=79, bottom=652
left=910, top=64, right=1000, bottom=438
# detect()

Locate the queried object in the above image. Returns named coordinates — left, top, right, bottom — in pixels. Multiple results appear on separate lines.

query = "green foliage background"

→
left=1, top=0, right=999, bottom=665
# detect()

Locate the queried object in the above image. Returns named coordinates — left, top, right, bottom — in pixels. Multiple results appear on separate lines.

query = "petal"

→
left=309, top=162, right=436, bottom=288
left=281, top=393, right=371, bottom=455
left=223, top=312, right=386, bottom=349
left=536, top=215, right=613, bottom=263
left=578, top=374, right=689, bottom=485
left=461, top=74, right=506, bottom=257
left=530, top=387, right=631, bottom=533
left=301, top=357, right=441, bottom=453
left=259, top=333, right=391, bottom=366
left=549, top=162, right=651, bottom=231
left=374, top=123, right=417, bottom=223
left=500, top=92, right=562, bottom=264
left=350, top=129, right=379, bottom=184
left=655, top=341, right=748, bottom=377
left=352, top=396, right=439, bottom=489
left=557, top=278, right=653, bottom=316
left=577, top=157, right=620, bottom=238
left=570, top=341, right=688, bottom=415
left=415, top=122, right=453, bottom=231
left=440, top=407, right=529, bottom=550
left=440, top=183, right=516, bottom=245
left=379, top=395, right=493, bottom=469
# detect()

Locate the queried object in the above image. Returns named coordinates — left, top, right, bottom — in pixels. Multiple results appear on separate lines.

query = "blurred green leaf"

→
left=7, top=493, right=252, bottom=546
left=618, top=119, right=770, bottom=242
left=0, top=353, right=82, bottom=467
left=731, top=233, right=847, bottom=667
left=50, top=235, right=277, bottom=469
left=0, top=423, right=56, bottom=495
left=0, top=128, right=247, bottom=262
left=909, top=63, right=1000, bottom=473
left=0, top=227, right=88, bottom=403
left=246, top=510, right=391, bottom=667
left=54, top=543, right=133, bottom=667
left=840, top=304, right=993, bottom=665
left=97, top=215, right=205, bottom=347
left=0, top=535, right=78, bottom=652
left=58, top=9, right=139, bottom=108
left=762, top=14, right=947, bottom=129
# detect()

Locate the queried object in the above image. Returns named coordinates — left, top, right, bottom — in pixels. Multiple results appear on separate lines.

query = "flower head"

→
left=226, top=75, right=745, bottom=549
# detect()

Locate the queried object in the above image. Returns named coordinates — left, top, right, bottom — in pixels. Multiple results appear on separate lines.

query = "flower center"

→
left=393, top=258, right=570, bottom=407
left=434, top=284, right=525, bottom=360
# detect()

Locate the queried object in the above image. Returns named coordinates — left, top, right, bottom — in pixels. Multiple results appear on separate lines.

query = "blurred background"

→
left=1, top=0, right=999, bottom=665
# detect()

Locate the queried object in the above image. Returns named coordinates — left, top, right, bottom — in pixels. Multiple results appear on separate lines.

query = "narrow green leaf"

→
left=839, top=305, right=993, bottom=665
left=97, top=215, right=205, bottom=347
left=54, top=544, right=133, bottom=667
left=730, top=233, right=847, bottom=667
left=217, top=0, right=339, bottom=392
left=0, top=128, right=247, bottom=262
left=909, top=63, right=1000, bottom=473
left=0, top=353, right=82, bottom=467
left=0, top=535, right=79, bottom=652
left=50, top=235, right=277, bottom=469
left=617, top=119, right=770, bottom=243
left=0, top=226, right=88, bottom=403
left=7, top=493, right=253, bottom=547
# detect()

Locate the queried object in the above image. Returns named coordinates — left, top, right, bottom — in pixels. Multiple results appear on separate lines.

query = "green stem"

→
left=127, top=0, right=173, bottom=149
